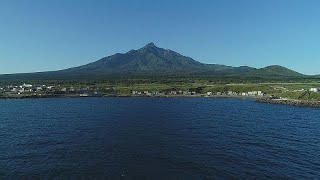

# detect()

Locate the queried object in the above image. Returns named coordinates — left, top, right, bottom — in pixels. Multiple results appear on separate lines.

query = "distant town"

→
left=0, top=82, right=269, bottom=99
left=1, top=82, right=320, bottom=100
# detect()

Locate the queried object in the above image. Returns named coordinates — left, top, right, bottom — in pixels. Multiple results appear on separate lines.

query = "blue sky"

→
left=1, top=0, right=320, bottom=75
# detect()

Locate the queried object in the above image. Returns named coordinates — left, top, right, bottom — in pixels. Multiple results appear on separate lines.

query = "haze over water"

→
left=1, top=97, right=319, bottom=179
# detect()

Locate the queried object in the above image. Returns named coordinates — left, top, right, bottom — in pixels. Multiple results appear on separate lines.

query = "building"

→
left=241, top=92, right=248, bottom=96
left=152, top=91, right=159, bottom=95
left=310, top=88, right=319, bottom=92
left=170, top=91, right=177, bottom=95
left=22, top=83, right=33, bottom=88
left=36, top=87, right=43, bottom=91
left=183, top=91, right=191, bottom=95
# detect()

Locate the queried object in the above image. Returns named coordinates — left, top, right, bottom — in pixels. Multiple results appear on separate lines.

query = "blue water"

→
left=0, top=97, right=320, bottom=179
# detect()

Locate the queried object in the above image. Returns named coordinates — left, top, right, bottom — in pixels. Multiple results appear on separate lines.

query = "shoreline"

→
left=0, top=94, right=255, bottom=99
left=255, top=97, right=320, bottom=108
left=1, top=94, right=320, bottom=108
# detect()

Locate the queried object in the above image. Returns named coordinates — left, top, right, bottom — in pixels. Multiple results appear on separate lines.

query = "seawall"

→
left=255, top=97, right=320, bottom=108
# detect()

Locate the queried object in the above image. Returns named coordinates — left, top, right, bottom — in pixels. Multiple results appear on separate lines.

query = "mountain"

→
left=248, top=65, right=304, bottom=77
left=63, top=43, right=207, bottom=75
left=0, top=43, right=307, bottom=80
left=55, top=42, right=262, bottom=77
left=62, top=43, right=242, bottom=76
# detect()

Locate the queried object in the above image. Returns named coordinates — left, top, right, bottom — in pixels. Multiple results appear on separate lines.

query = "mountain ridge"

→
left=60, top=42, right=257, bottom=76
left=0, top=43, right=310, bottom=80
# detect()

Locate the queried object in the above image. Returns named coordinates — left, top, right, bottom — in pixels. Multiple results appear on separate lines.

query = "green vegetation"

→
left=2, top=77, right=320, bottom=101
left=248, top=65, right=303, bottom=77
left=202, top=84, right=277, bottom=94
left=278, top=91, right=320, bottom=101
left=1, top=44, right=320, bottom=100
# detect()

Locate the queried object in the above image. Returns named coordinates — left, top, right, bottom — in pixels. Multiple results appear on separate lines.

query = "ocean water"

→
left=0, top=97, right=319, bottom=179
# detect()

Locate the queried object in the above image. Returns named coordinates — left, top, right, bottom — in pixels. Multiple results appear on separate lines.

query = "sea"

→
left=0, top=97, right=319, bottom=179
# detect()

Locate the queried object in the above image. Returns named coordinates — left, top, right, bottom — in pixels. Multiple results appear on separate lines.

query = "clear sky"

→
left=1, top=0, right=320, bottom=75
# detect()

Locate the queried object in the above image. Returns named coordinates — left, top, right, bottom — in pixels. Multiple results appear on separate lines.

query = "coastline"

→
left=255, top=97, right=320, bottom=108
left=1, top=94, right=320, bottom=108
left=0, top=94, right=254, bottom=99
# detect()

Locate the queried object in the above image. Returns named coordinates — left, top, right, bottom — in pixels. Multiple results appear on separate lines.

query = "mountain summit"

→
left=144, top=42, right=157, bottom=48
left=64, top=42, right=209, bottom=75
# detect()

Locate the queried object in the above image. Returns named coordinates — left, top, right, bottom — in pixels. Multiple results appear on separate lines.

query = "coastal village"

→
left=0, top=82, right=269, bottom=98
left=131, top=89, right=266, bottom=97
left=0, top=83, right=102, bottom=98
left=1, top=82, right=320, bottom=100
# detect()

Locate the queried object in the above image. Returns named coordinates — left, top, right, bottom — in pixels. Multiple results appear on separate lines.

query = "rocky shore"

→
left=255, top=97, right=320, bottom=108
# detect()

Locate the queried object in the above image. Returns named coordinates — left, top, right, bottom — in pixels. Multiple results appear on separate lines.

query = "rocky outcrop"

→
left=255, top=97, right=320, bottom=108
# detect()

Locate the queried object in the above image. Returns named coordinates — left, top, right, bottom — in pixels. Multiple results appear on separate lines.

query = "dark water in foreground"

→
left=0, top=97, right=320, bottom=179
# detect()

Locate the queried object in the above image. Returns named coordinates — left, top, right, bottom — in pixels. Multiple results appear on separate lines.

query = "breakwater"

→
left=255, top=97, right=320, bottom=108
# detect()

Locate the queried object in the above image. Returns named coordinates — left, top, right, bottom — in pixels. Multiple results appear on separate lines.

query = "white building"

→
left=257, top=91, right=264, bottom=96
left=310, top=88, right=319, bottom=92
left=170, top=91, right=177, bottom=95
left=22, top=83, right=33, bottom=88
left=227, top=91, right=233, bottom=95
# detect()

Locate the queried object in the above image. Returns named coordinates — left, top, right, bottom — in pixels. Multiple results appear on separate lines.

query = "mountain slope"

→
left=0, top=43, right=307, bottom=80
left=62, top=43, right=235, bottom=75
left=248, top=65, right=303, bottom=77
left=60, top=43, right=260, bottom=77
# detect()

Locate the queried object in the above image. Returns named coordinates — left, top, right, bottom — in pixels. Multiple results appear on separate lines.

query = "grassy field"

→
left=91, top=82, right=320, bottom=100
left=256, top=83, right=320, bottom=101
left=2, top=79, right=320, bottom=100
